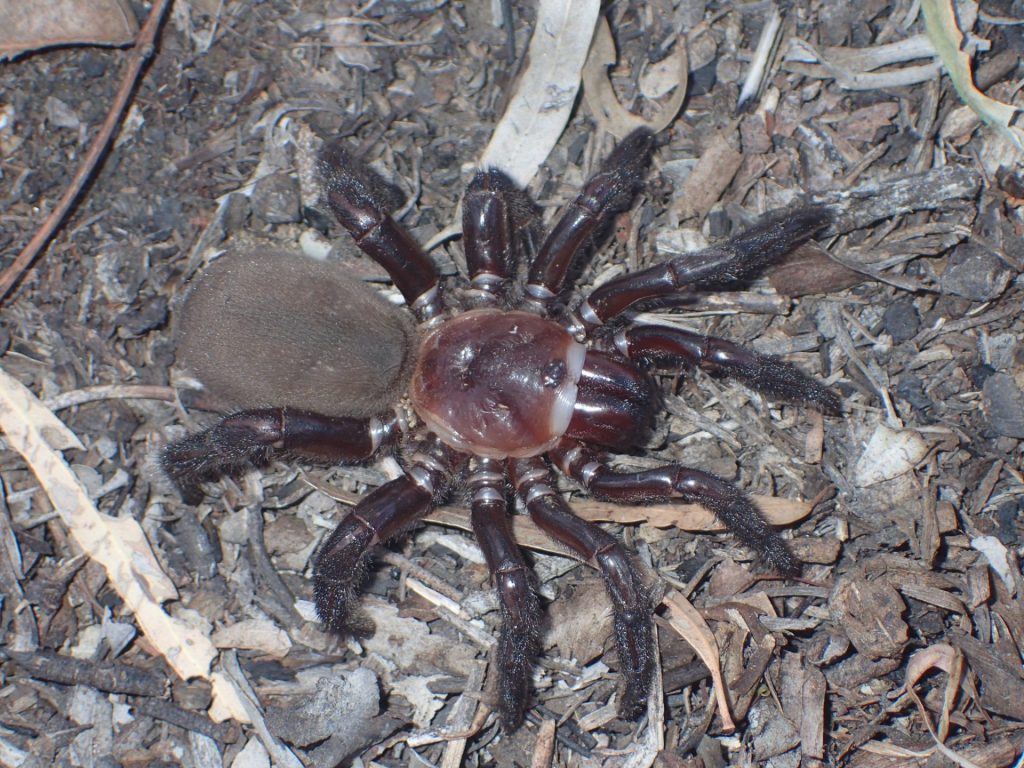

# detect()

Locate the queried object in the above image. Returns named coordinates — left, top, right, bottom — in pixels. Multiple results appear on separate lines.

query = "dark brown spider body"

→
left=410, top=309, right=585, bottom=458
left=164, top=128, right=838, bottom=730
left=410, top=309, right=660, bottom=458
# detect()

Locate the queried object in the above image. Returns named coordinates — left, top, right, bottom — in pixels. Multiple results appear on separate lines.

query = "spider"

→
left=163, top=128, right=838, bottom=730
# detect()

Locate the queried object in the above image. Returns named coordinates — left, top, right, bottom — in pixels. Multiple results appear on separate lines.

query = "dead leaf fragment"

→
left=582, top=17, right=687, bottom=139
left=0, top=0, right=138, bottom=60
left=574, top=494, right=813, bottom=532
left=921, top=0, right=1024, bottom=151
left=0, top=366, right=247, bottom=723
left=424, top=494, right=811, bottom=559
left=904, top=644, right=983, bottom=767
left=662, top=591, right=735, bottom=733
left=831, top=575, right=908, bottom=659
left=853, top=422, right=930, bottom=486
left=670, top=126, right=743, bottom=222
left=769, top=241, right=865, bottom=297
left=477, top=0, right=601, bottom=187
left=212, top=618, right=293, bottom=657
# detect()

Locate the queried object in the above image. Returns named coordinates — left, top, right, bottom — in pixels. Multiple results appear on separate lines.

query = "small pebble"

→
left=223, top=192, right=251, bottom=235
left=895, top=375, right=930, bottom=412
left=78, top=52, right=108, bottom=78
left=982, top=373, right=1024, bottom=438
left=251, top=172, right=301, bottom=224
left=116, top=297, right=168, bottom=336
left=45, top=96, right=80, bottom=130
left=940, top=242, right=1012, bottom=301
left=882, top=299, right=919, bottom=343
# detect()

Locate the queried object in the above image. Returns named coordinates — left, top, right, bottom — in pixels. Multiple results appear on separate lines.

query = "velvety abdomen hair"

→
left=176, top=250, right=416, bottom=417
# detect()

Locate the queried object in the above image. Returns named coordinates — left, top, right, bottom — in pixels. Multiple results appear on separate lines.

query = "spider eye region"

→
left=541, top=359, right=567, bottom=388
left=410, top=309, right=586, bottom=459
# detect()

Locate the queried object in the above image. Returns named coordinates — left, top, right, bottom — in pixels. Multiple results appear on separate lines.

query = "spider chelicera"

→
left=163, top=128, right=838, bottom=729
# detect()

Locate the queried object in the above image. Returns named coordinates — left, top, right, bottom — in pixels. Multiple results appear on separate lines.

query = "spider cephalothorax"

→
left=163, top=129, right=838, bottom=729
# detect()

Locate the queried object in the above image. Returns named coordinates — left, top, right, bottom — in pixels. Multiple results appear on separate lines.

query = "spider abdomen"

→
left=177, top=250, right=417, bottom=418
left=410, top=310, right=586, bottom=459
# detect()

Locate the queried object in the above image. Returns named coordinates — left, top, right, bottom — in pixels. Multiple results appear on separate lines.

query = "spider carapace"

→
left=163, top=128, right=838, bottom=729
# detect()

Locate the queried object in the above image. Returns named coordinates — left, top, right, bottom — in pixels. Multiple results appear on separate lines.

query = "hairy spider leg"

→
left=162, top=409, right=400, bottom=505
left=313, top=438, right=464, bottom=634
left=615, top=324, right=840, bottom=414
left=524, top=128, right=655, bottom=313
left=551, top=441, right=800, bottom=577
left=467, top=459, right=540, bottom=729
left=319, top=141, right=445, bottom=321
left=510, top=457, right=655, bottom=719
left=575, top=206, right=833, bottom=331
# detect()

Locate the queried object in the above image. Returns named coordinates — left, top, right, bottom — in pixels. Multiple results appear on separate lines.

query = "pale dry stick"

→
left=378, top=550, right=464, bottom=604
left=913, top=301, right=1020, bottom=348
left=737, top=3, right=783, bottom=112
left=529, top=718, right=557, bottom=768
left=219, top=651, right=304, bottom=768
left=0, top=0, right=173, bottom=301
left=44, top=384, right=177, bottom=412
left=428, top=598, right=495, bottom=650
left=439, top=662, right=487, bottom=768
left=402, top=578, right=465, bottom=623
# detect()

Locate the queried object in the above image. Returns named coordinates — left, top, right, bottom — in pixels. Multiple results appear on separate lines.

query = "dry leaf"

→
left=921, top=0, right=1024, bottom=152
left=804, top=410, right=825, bottom=464
left=662, top=590, right=735, bottom=733
left=0, top=0, right=138, bottom=60
left=581, top=17, right=687, bottom=139
left=853, top=422, right=930, bottom=486
left=573, top=495, right=812, bottom=531
left=476, top=0, right=601, bottom=187
left=424, top=494, right=811, bottom=560
left=0, top=366, right=249, bottom=723
left=904, top=644, right=982, bottom=768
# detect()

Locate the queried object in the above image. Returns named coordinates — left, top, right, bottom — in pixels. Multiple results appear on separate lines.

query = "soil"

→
left=1, top=0, right=1022, bottom=766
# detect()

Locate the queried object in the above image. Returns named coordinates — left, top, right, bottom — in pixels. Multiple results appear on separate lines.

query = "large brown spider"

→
left=163, top=129, right=838, bottom=729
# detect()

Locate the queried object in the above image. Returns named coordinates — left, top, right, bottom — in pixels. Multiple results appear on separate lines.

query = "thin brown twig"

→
left=0, top=0, right=173, bottom=302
